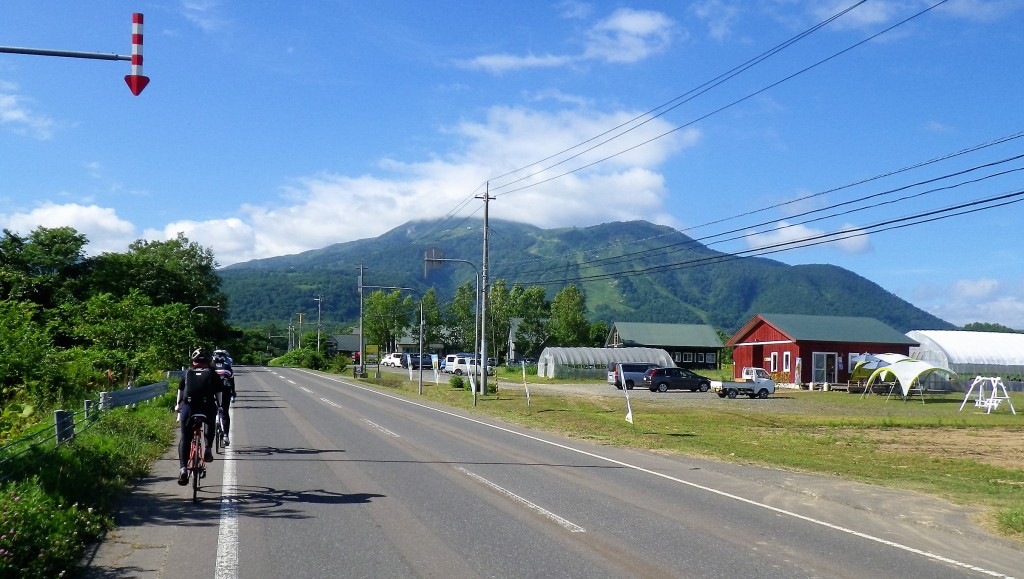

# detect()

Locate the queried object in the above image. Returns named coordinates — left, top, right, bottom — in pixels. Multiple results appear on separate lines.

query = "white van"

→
left=444, top=354, right=494, bottom=376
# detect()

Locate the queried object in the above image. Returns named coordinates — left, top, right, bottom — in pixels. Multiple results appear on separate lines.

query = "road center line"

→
left=215, top=409, right=239, bottom=579
left=299, top=369, right=1011, bottom=578
left=362, top=419, right=400, bottom=437
left=456, top=467, right=585, bottom=533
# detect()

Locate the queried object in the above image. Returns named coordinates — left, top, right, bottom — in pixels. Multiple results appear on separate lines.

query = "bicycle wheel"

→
left=215, top=418, right=223, bottom=454
left=190, top=436, right=203, bottom=503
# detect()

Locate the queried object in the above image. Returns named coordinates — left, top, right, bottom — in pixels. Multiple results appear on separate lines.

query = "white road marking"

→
left=320, top=397, right=343, bottom=409
left=299, top=369, right=1013, bottom=578
left=299, top=386, right=312, bottom=394
left=456, top=467, right=585, bottom=533
left=215, top=410, right=238, bottom=579
left=362, top=419, right=400, bottom=437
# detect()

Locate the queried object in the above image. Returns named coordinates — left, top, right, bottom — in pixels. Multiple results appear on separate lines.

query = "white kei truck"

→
left=710, top=367, right=776, bottom=399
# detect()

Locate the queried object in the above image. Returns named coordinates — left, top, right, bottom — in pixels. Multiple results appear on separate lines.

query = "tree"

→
left=512, top=285, right=549, bottom=357
left=548, top=285, right=589, bottom=346
left=444, top=282, right=476, bottom=351
left=0, top=227, right=88, bottom=311
left=588, top=319, right=609, bottom=347
left=420, top=288, right=444, bottom=347
left=486, top=279, right=514, bottom=362
left=67, top=290, right=192, bottom=384
left=363, top=290, right=413, bottom=352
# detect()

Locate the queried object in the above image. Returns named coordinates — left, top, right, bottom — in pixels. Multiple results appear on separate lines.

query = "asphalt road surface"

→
left=83, top=366, right=1023, bottom=578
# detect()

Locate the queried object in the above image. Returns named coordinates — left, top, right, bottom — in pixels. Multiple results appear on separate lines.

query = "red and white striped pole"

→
left=124, top=12, right=149, bottom=96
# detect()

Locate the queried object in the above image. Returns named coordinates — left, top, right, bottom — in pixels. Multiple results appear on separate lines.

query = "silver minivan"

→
left=607, top=362, right=659, bottom=390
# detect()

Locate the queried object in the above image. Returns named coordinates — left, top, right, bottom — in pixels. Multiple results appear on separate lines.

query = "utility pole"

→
left=358, top=262, right=366, bottom=377
left=477, top=182, right=493, bottom=396
left=314, top=295, right=324, bottom=352
left=296, top=312, right=304, bottom=349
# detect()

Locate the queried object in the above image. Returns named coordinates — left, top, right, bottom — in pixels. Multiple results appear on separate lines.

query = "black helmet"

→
left=190, top=348, right=211, bottom=365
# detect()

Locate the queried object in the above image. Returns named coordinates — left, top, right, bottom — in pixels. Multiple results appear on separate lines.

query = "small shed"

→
left=605, top=322, right=723, bottom=370
left=726, top=314, right=918, bottom=386
left=907, top=330, right=1024, bottom=391
left=536, top=347, right=674, bottom=379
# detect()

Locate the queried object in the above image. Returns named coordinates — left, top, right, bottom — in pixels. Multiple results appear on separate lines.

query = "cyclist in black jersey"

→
left=175, top=348, right=222, bottom=485
left=211, top=349, right=234, bottom=446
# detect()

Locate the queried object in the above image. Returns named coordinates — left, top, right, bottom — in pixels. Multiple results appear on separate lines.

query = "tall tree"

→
left=512, top=285, right=549, bottom=357
left=444, top=282, right=476, bottom=351
left=363, top=290, right=413, bottom=352
left=548, top=285, right=590, bottom=346
left=420, top=288, right=444, bottom=347
left=486, top=279, right=513, bottom=362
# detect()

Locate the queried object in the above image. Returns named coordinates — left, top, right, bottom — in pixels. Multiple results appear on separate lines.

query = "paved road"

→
left=82, top=366, right=1023, bottom=578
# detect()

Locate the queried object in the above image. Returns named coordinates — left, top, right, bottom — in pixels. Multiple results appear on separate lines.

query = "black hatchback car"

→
left=643, top=367, right=712, bottom=392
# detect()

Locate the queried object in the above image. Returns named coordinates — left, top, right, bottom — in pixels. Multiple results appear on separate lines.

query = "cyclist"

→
left=175, top=348, right=222, bottom=485
left=211, top=349, right=234, bottom=446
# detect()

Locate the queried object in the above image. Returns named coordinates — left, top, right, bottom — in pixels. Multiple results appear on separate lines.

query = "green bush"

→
left=327, top=355, right=350, bottom=374
left=0, top=397, right=174, bottom=577
left=449, top=376, right=465, bottom=389
left=997, top=505, right=1024, bottom=535
left=269, top=348, right=327, bottom=370
left=0, top=479, right=107, bottom=577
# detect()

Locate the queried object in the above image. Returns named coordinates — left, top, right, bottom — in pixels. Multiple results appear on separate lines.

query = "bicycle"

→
left=186, top=413, right=208, bottom=503
left=214, top=407, right=226, bottom=454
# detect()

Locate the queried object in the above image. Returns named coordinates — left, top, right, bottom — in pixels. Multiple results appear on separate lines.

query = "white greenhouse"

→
left=907, top=330, right=1024, bottom=391
left=536, top=347, right=674, bottom=379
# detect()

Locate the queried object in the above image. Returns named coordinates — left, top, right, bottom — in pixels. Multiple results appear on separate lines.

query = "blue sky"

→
left=2, top=1, right=1023, bottom=328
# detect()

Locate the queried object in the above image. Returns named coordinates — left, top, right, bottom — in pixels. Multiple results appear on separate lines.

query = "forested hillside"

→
left=218, top=219, right=954, bottom=334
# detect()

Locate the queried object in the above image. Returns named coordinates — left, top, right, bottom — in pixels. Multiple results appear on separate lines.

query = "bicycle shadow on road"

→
left=230, top=445, right=346, bottom=459
left=224, top=485, right=385, bottom=512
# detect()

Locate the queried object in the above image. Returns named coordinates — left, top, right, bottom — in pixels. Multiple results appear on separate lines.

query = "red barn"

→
left=725, top=314, right=919, bottom=386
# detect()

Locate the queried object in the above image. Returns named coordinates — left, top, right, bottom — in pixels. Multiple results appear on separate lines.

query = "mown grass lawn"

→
left=373, top=371, right=1024, bottom=540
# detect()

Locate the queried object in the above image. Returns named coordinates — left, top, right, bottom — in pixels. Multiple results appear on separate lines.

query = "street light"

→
left=424, top=254, right=485, bottom=403
left=314, top=295, right=323, bottom=353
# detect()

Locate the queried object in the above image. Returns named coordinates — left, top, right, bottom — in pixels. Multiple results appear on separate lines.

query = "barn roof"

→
left=608, top=322, right=723, bottom=348
left=728, top=314, right=918, bottom=346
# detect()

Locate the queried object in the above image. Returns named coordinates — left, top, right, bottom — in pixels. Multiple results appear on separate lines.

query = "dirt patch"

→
left=857, top=428, right=1024, bottom=472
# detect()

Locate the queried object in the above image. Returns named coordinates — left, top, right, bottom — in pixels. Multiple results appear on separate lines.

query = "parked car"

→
left=607, top=362, right=660, bottom=390
left=401, top=353, right=432, bottom=369
left=382, top=352, right=404, bottom=367
left=445, top=355, right=494, bottom=376
left=643, top=367, right=712, bottom=392
left=442, top=353, right=472, bottom=372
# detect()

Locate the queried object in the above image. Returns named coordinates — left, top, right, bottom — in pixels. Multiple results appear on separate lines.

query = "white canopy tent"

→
left=861, top=357, right=957, bottom=402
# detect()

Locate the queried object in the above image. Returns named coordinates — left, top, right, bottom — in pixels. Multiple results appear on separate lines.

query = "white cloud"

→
left=810, top=0, right=906, bottom=30
left=461, top=53, right=575, bottom=74
left=0, top=82, right=55, bottom=140
left=744, top=221, right=871, bottom=254
left=937, top=0, right=1024, bottom=22
left=558, top=0, right=592, bottom=20
left=1, top=202, right=136, bottom=255
left=583, top=8, right=675, bottom=63
left=692, top=0, right=741, bottom=41
left=953, top=277, right=999, bottom=299
left=138, top=104, right=696, bottom=265
left=460, top=8, right=675, bottom=73
left=181, top=0, right=228, bottom=34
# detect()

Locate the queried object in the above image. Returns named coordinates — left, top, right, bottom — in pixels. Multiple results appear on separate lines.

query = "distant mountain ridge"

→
left=218, top=219, right=954, bottom=333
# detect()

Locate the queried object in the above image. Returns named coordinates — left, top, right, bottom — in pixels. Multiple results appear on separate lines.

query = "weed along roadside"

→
left=368, top=367, right=1024, bottom=541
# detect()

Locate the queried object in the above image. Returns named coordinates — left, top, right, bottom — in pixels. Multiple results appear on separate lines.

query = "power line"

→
left=506, top=188, right=1024, bottom=286
left=500, top=148, right=1024, bottom=277
left=491, top=0, right=952, bottom=198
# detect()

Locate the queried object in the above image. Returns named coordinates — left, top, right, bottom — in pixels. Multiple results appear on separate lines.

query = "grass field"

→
left=372, top=369, right=1024, bottom=540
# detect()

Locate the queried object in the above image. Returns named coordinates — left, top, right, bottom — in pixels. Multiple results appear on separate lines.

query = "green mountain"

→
left=218, top=219, right=953, bottom=334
